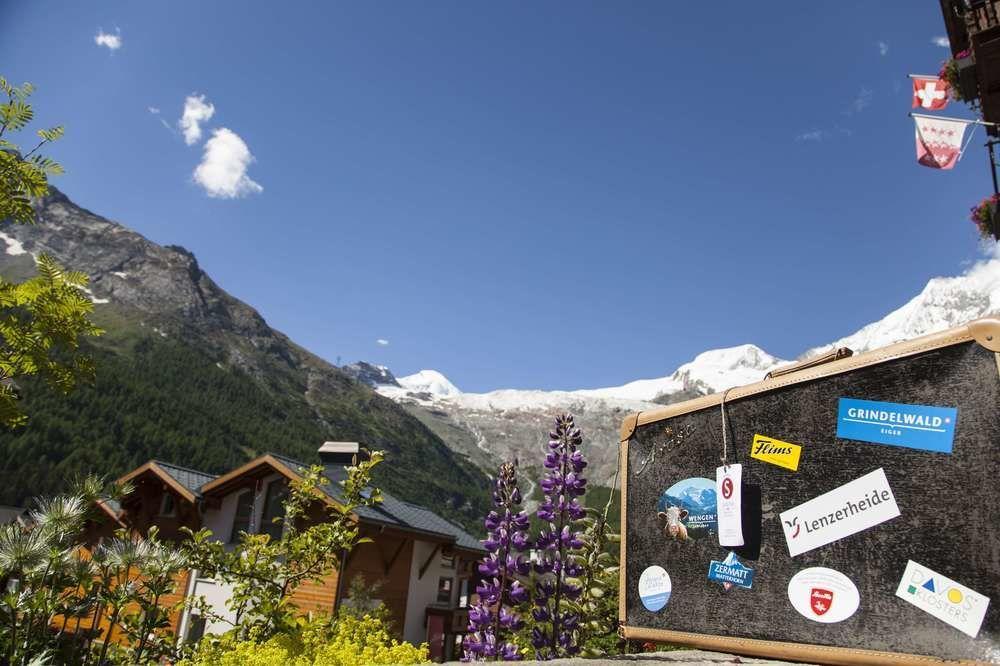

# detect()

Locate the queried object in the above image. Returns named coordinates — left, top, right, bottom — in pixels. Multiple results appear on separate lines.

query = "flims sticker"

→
left=656, top=477, right=717, bottom=541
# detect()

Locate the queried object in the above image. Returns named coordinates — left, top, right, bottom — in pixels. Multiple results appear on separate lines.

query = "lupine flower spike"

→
left=532, top=414, right=587, bottom=660
left=464, top=460, right=530, bottom=661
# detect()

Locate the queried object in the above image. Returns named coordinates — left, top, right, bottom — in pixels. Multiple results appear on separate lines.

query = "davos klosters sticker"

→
left=750, top=434, right=802, bottom=471
left=707, top=552, right=753, bottom=590
left=787, top=567, right=860, bottom=623
left=895, top=560, right=990, bottom=638
left=657, top=477, right=717, bottom=541
left=638, top=565, right=672, bottom=612
left=780, top=468, right=900, bottom=557
left=837, top=398, right=957, bottom=453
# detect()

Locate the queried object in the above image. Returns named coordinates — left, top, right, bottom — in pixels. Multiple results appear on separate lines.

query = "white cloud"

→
left=844, top=87, right=873, bottom=116
left=148, top=106, right=160, bottom=114
left=878, top=41, right=889, bottom=56
left=94, top=28, right=122, bottom=51
left=932, top=36, right=951, bottom=48
left=795, top=130, right=824, bottom=142
left=179, top=94, right=216, bottom=146
left=193, top=128, right=262, bottom=198
left=376, top=339, right=390, bottom=346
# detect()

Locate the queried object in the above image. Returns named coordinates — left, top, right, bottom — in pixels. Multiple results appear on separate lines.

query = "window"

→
left=440, top=548, right=455, bottom=569
left=186, top=614, right=206, bottom=644
left=260, top=480, right=288, bottom=541
left=437, top=577, right=453, bottom=604
left=159, top=492, right=176, bottom=517
left=458, top=579, right=469, bottom=608
left=229, top=490, right=253, bottom=542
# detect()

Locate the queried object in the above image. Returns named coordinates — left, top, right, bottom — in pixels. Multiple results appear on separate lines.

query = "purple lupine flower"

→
left=464, top=460, right=530, bottom=662
left=532, top=414, right=588, bottom=660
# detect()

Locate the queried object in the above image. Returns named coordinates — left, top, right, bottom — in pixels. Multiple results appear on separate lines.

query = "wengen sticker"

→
left=780, top=468, right=900, bottom=557
left=895, top=560, right=990, bottom=638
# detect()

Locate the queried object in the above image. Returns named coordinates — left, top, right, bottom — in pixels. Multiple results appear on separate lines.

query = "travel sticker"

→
left=787, top=567, right=860, bottom=623
left=638, top=565, right=672, bottom=612
left=657, top=477, right=717, bottom=541
left=707, top=552, right=753, bottom=590
left=895, top=560, right=990, bottom=638
left=750, top=433, right=802, bottom=471
left=780, top=467, right=900, bottom=557
left=837, top=398, right=957, bottom=454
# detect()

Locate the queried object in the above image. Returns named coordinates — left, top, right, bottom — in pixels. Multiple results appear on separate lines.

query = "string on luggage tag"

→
left=719, top=387, right=734, bottom=470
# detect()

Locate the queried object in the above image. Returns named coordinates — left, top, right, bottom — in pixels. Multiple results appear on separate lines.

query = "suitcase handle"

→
left=764, top=347, right=853, bottom=380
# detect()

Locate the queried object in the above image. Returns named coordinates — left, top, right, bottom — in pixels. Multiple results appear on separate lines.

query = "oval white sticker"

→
left=787, top=567, right=859, bottom=623
left=639, top=565, right=672, bottom=612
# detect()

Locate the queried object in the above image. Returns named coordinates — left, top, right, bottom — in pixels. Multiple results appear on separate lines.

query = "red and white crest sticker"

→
left=810, top=588, right=833, bottom=616
left=788, top=568, right=859, bottom=623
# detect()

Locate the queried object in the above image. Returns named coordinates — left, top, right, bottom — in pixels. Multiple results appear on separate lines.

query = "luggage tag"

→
left=717, top=389, right=762, bottom=560
left=717, top=463, right=744, bottom=547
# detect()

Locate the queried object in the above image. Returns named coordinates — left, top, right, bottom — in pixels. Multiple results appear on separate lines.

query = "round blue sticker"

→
left=639, top=565, right=672, bottom=612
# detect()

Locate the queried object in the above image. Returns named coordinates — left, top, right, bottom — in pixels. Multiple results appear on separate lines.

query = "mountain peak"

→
left=397, top=369, right=461, bottom=397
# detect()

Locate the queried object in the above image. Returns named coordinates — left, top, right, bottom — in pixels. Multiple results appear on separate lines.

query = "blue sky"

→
left=2, top=1, right=994, bottom=392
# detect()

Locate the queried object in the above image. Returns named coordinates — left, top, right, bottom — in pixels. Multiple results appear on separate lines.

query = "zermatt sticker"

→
left=780, top=468, right=900, bottom=557
left=750, top=434, right=802, bottom=471
left=788, top=567, right=860, bottom=623
left=656, top=477, right=717, bottom=541
left=895, top=560, right=990, bottom=638
left=638, top=565, right=672, bottom=612
left=707, top=552, right=753, bottom=590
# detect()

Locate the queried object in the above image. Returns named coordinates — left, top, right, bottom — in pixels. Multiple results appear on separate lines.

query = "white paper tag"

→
left=716, top=463, right=744, bottom=547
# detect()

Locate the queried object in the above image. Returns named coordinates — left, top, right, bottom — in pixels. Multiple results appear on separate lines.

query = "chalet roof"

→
left=151, top=460, right=218, bottom=498
left=266, top=453, right=484, bottom=553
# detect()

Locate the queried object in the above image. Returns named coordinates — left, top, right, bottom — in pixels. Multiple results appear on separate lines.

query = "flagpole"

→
left=907, top=74, right=944, bottom=79
left=909, top=112, right=997, bottom=126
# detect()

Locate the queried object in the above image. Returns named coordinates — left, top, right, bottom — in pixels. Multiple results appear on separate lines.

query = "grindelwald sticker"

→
left=638, top=565, right=672, bottom=612
left=780, top=467, right=900, bottom=557
left=788, top=567, right=860, bottom=623
left=895, top=560, right=990, bottom=638
left=656, top=477, right=717, bottom=541
left=837, top=398, right=957, bottom=454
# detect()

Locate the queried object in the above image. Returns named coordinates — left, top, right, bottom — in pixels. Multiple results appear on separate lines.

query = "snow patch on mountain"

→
left=392, top=369, right=462, bottom=398
left=806, top=249, right=1000, bottom=357
left=575, top=344, right=789, bottom=401
left=0, top=231, right=27, bottom=256
left=375, top=250, right=1000, bottom=411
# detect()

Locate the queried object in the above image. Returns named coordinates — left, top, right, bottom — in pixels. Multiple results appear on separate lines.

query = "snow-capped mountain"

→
left=368, top=250, right=1000, bottom=484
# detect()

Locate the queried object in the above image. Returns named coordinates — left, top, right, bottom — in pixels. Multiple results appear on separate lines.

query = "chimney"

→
left=318, top=441, right=363, bottom=467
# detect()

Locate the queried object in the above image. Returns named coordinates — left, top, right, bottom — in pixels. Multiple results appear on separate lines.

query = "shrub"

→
left=178, top=614, right=429, bottom=666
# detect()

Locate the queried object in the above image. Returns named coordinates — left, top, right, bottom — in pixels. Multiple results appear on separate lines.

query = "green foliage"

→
left=178, top=613, right=429, bottom=666
left=182, top=458, right=383, bottom=640
left=0, top=254, right=103, bottom=427
left=0, top=476, right=188, bottom=666
left=0, top=333, right=489, bottom=531
left=0, top=77, right=65, bottom=226
left=0, top=76, right=101, bottom=429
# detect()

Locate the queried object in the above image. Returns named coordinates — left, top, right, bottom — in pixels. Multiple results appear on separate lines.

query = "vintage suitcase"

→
left=618, top=317, right=1000, bottom=665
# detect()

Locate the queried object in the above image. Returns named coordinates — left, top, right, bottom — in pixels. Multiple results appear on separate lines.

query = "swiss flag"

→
left=912, top=76, right=950, bottom=110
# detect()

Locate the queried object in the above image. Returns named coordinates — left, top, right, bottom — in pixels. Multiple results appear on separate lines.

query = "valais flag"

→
left=914, top=116, right=969, bottom=169
left=911, top=76, right=950, bottom=110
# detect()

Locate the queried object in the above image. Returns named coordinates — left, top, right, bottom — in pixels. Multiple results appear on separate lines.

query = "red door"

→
left=427, top=613, right=445, bottom=661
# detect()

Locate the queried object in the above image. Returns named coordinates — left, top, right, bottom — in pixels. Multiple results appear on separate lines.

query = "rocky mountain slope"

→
left=366, top=250, right=1000, bottom=485
left=0, top=189, right=491, bottom=529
